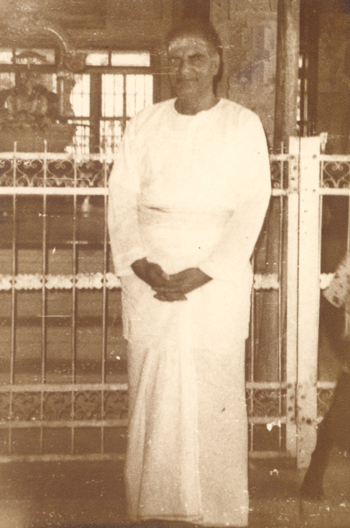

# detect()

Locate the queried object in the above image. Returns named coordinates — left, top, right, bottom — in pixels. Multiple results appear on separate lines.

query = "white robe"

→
left=108, top=98, right=271, bottom=527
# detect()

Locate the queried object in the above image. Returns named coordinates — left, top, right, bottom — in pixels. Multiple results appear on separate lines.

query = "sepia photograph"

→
left=0, top=1, right=349, bottom=527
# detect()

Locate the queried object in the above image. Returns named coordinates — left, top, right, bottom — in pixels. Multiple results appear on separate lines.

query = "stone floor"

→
left=0, top=449, right=349, bottom=528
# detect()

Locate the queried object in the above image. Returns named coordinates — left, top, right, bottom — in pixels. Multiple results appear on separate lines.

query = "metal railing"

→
left=1, top=145, right=338, bottom=464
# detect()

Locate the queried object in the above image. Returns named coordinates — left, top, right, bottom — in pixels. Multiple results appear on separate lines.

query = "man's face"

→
left=167, top=35, right=220, bottom=101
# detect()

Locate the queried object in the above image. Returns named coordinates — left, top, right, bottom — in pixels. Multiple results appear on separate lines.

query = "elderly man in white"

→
left=108, top=19, right=271, bottom=528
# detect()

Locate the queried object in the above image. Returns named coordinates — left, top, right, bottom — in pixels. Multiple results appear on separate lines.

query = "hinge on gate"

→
left=288, top=154, right=299, bottom=193
left=286, top=381, right=298, bottom=457
left=287, top=382, right=297, bottom=422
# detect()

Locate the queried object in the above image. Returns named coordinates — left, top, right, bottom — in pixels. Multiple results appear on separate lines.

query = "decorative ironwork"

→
left=254, top=273, right=279, bottom=290
left=0, top=389, right=129, bottom=423
left=0, top=273, right=280, bottom=292
left=0, top=158, right=112, bottom=187
left=0, top=275, right=12, bottom=291
left=104, top=390, right=128, bottom=420
left=43, top=392, right=72, bottom=421
left=0, top=154, right=287, bottom=189
left=12, top=392, right=41, bottom=421
left=246, top=389, right=286, bottom=418
left=14, top=274, right=43, bottom=290
left=0, top=393, right=10, bottom=422
left=0, top=273, right=121, bottom=291
left=75, top=391, right=102, bottom=420
left=322, top=160, right=350, bottom=188
left=46, top=275, right=74, bottom=290
left=317, top=387, right=334, bottom=417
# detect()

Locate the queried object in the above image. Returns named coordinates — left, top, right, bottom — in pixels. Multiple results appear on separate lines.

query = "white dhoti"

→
left=122, top=207, right=252, bottom=527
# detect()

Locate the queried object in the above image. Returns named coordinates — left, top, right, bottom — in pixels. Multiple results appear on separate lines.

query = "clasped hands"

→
left=131, top=258, right=212, bottom=302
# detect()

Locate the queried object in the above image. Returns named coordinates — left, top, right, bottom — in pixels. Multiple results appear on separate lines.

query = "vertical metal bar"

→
left=297, top=136, right=321, bottom=469
left=279, top=158, right=288, bottom=450
left=9, top=146, right=18, bottom=456
left=40, top=146, right=48, bottom=454
left=319, top=189, right=324, bottom=356
left=71, top=157, right=78, bottom=456
left=101, top=158, right=109, bottom=455
left=90, top=74, right=102, bottom=153
left=250, top=254, right=255, bottom=384
left=278, top=192, right=283, bottom=384
left=72, top=161, right=77, bottom=384
left=278, top=191, right=284, bottom=450
left=318, top=158, right=325, bottom=417
left=347, top=177, right=350, bottom=252
left=343, top=162, right=350, bottom=339
left=10, top=152, right=17, bottom=386
left=249, top=253, right=255, bottom=453
left=318, top=188, right=324, bottom=414
left=102, top=162, right=108, bottom=384
left=286, top=138, right=299, bottom=458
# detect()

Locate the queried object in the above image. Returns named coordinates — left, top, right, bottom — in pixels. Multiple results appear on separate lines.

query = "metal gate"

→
left=287, top=136, right=350, bottom=469
left=0, top=152, right=128, bottom=462
left=0, top=140, right=339, bottom=466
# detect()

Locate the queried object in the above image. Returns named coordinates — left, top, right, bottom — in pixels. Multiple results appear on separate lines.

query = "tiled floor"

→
left=0, top=449, right=349, bottom=528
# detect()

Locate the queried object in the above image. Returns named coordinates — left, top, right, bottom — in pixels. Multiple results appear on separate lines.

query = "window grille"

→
left=0, top=49, right=154, bottom=155
left=67, top=69, right=154, bottom=155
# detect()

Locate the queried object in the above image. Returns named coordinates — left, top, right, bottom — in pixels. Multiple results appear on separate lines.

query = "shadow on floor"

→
left=0, top=449, right=349, bottom=528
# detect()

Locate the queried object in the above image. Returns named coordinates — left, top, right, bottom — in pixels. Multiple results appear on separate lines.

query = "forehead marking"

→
left=168, top=36, right=212, bottom=53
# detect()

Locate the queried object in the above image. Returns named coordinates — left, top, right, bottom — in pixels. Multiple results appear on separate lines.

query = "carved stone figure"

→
left=0, top=55, right=75, bottom=152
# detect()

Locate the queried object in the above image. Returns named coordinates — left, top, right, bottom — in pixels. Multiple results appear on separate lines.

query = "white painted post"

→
left=285, top=137, right=299, bottom=457
left=296, top=136, right=321, bottom=469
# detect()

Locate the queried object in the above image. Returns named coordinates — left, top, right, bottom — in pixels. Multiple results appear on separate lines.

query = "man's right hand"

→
left=131, top=258, right=187, bottom=301
left=131, top=258, right=170, bottom=289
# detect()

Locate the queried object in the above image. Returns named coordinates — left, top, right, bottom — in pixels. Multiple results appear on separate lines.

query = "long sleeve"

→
left=199, top=113, right=271, bottom=283
left=108, top=118, right=147, bottom=277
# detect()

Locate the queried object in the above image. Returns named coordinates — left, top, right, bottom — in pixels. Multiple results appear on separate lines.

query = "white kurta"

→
left=108, top=98, right=271, bottom=527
